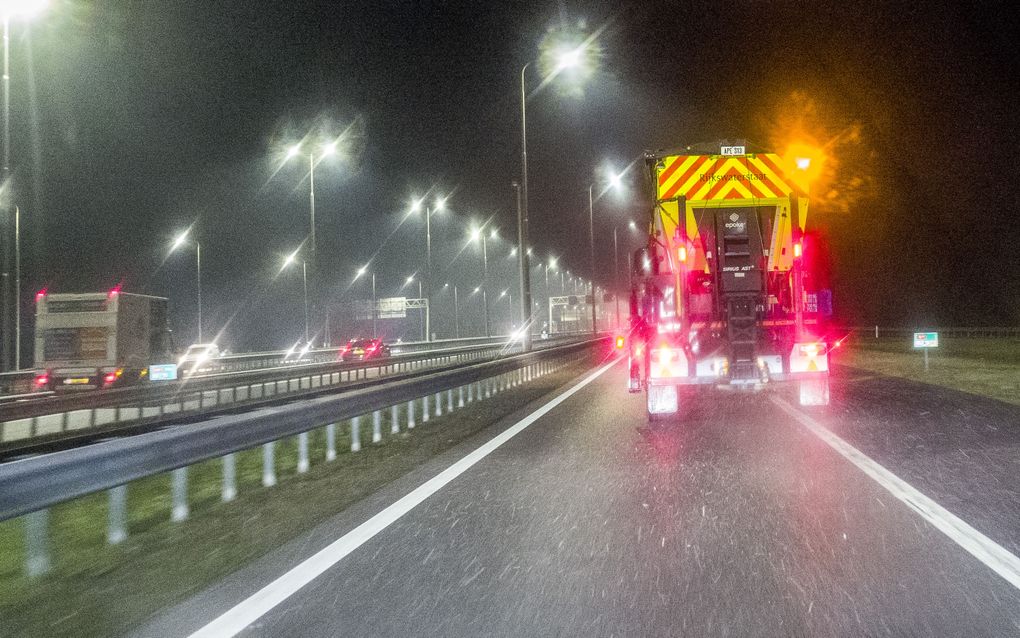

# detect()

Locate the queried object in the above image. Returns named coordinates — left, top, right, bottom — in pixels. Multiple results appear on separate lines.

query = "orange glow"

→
left=782, top=142, right=826, bottom=192
left=677, top=245, right=687, bottom=263
left=615, top=335, right=625, bottom=350
left=793, top=241, right=803, bottom=258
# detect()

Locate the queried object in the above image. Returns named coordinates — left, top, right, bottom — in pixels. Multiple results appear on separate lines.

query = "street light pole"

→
left=2, top=16, right=13, bottom=369
left=516, top=64, right=533, bottom=351
left=301, top=259, right=309, bottom=344
left=425, top=205, right=432, bottom=341
left=453, top=284, right=460, bottom=339
left=371, top=272, right=377, bottom=337
left=588, top=185, right=597, bottom=334
left=481, top=230, right=490, bottom=337
left=613, top=225, right=620, bottom=330
left=196, top=241, right=202, bottom=343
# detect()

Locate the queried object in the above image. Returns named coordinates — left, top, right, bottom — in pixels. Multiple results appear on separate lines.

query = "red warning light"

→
left=35, top=288, right=47, bottom=303
left=108, top=285, right=121, bottom=299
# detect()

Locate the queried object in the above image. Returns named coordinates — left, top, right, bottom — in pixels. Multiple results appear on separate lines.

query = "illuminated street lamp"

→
left=282, top=138, right=337, bottom=346
left=517, top=33, right=597, bottom=352
left=281, top=249, right=309, bottom=344
left=1, top=0, right=48, bottom=370
left=410, top=194, right=447, bottom=341
left=468, top=222, right=496, bottom=337
left=170, top=229, right=202, bottom=343
left=585, top=168, right=627, bottom=334
left=443, top=282, right=460, bottom=338
left=354, top=264, right=377, bottom=336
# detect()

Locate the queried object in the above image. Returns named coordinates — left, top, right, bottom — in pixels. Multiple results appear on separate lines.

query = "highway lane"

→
left=139, top=361, right=1020, bottom=637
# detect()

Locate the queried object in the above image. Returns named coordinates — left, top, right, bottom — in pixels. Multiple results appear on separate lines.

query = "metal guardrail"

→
left=0, top=338, right=570, bottom=449
left=0, top=335, right=518, bottom=396
left=848, top=326, right=1020, bottom=339
left=0, top=337, right=606, bottom=577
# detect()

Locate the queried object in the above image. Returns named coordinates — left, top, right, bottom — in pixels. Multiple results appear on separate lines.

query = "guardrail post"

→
left=297, top=432, right=310, bottom=473
left=422, top=396, right=430, bottom=423
left=458, top=386, right=465, bottom=408
left=372, top=410, right=382, bottom=443
left=407, top=400, right=416, bottom=429
left=351, top=416, right=362, bottom=452
left=467, top=383, right=473, bottom=403
left=222, top=453, right=237, bottom=501
left=485, top=378, right=492, bottom=398
left=435, top=392, right=442, bottom=417
left=262, top=442, right=277, bottom=486
left=171, top=467, right=189, bottom=522
left=391, top=405, right=399, bottom=434
left=107, top=485, right=128, bottom=544
left=24, top=509, right=50, bottom=577
left=326, top=423, right=337, bottom=461
left=447, top=389, right=454, bottom=412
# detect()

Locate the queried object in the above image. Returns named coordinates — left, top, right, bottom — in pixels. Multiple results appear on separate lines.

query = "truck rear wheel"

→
left=799, top=377, right=830, bottom=407
left=647, top=385, right=679, bottom=420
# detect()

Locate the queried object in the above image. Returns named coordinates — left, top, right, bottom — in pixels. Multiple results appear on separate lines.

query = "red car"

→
left=339, top=338, right=391, bottom=362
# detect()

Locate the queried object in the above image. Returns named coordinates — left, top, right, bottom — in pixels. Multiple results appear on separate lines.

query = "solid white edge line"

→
left=188, top=358, right=622, bottom=638
left=771, top=395, right=1020, bottom=591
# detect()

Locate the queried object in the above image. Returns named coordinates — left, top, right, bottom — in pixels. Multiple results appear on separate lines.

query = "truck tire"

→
left=647, top=384, right=679, bottom=420
left=798, top=377, right=830, bottom=407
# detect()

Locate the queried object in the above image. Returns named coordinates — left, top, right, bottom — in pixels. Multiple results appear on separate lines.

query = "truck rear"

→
left=628, top=144, right=833, bottom=418
left=33, top=290, right=173, bottom=391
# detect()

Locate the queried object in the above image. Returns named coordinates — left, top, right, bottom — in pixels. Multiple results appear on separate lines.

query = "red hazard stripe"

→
left=665, top=157, right=716, bottom=200
left=755, top=155, right=793, bottom=194
left=704, top=165, right=748, bottom=200
left=661, top=156, right=708, bottom=200
left=657, top=156, right=685, bottom=188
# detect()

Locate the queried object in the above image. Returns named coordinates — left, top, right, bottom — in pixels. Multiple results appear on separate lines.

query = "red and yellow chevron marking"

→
left=656, top=153, right=795, bottom=203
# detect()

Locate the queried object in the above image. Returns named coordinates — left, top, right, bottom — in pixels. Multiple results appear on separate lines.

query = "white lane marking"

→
left=772, top=395, right=1020, bottom=591
left=188, top=358, right=622, bottom=638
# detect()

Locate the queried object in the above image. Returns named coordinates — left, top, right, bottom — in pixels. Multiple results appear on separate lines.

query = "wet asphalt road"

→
left=142, top=361, right=1020, bottom=637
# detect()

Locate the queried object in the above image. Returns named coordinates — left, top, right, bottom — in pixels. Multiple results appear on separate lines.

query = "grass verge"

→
left=840, top=337, right=1020, bottom=405
left=0, top=359, right=590, bottom=638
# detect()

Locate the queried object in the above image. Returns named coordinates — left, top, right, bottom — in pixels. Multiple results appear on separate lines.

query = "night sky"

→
left=4, top=0, right=1017, bottom=352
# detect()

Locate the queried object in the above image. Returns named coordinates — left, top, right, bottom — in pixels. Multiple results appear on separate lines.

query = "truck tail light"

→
left=33, top=373, right=49, bottom=387
left=650, top=346, right=688, bottom=379
left=793, top=242, right=803, bottom=259
left=103, top=369, right=123, bottom=385
left=790, top=342, right=828, bottom=373
left=678, top=245, right=687, bottom=263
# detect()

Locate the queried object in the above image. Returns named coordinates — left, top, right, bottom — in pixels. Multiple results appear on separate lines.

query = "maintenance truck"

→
left=626, top=142, right=833, bottom=419
left=32, top=289, right=174, bottom=391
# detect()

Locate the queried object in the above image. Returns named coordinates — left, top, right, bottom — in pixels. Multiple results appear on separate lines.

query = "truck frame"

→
left=628, top=144, right=832, bottom=418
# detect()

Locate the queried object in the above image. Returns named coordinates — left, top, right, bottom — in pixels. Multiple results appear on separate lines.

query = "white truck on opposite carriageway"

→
left=32, top=289, right=174, bottom=391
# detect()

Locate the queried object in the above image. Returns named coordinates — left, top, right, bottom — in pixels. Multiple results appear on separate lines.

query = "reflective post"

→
left=297, top=431, right=310, bottom=473
left=326, top=423, right=337, bottom=461
left=262, top=442, right=276, bottom=486
left=222, top=453, right=237, bottom=501
left=171, top=467, right=189, bottom=521
left=107, top=485, right=127, bottom=545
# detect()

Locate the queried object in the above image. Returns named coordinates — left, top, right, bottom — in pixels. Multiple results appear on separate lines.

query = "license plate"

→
left=353, top=349, right=364, bottom=355
left=64, top=377, right=91, bottom=385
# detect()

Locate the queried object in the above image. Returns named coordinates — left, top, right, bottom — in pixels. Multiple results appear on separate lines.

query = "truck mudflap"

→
left=647, top=384, right=678, bottom=417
